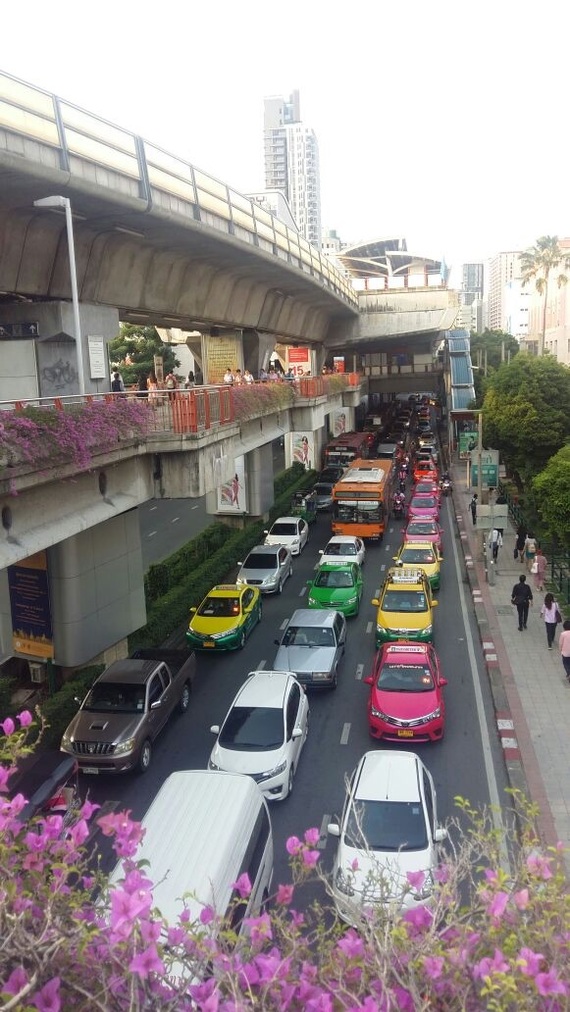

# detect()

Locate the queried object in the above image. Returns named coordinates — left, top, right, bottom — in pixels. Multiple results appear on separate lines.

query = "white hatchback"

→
left=319, top=535, right=366, bottom=568
left=264, top=516, right=309, bottom=556
left=208, top=670, right=309, bottom=800
left=328, top=750, right=446, bottom=923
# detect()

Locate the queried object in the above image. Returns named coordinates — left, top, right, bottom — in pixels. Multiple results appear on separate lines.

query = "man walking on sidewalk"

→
left=488, top=527, right=503, bottom=562
left=470, top=493, right=478, bottom=526
left=511, top=574, right=533, bottom=631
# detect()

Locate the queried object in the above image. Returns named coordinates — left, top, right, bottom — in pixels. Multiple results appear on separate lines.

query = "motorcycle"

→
left=392, top=495, right=406, bottom=518
left=440, top=478, right=452, bottom=497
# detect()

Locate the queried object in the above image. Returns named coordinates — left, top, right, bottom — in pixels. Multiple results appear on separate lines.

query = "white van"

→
left=109, top=770, right=273, bottom=935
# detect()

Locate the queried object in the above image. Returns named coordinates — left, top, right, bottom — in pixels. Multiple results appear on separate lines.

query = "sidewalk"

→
left=449, top=463, right=570, bottom=871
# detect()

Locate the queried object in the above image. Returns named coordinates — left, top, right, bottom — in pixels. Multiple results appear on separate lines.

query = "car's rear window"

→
left=345, top=799, right=428, bottom=851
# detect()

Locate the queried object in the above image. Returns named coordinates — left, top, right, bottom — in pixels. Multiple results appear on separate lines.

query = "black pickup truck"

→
left=60, top=648, right=196, bottom=775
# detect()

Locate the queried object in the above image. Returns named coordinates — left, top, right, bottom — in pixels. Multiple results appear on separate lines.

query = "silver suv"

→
left=273, top=609, right=346, bottom=690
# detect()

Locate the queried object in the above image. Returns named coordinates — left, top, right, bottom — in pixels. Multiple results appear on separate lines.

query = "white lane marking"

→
left=366, top=621, right=373, bottom=634
left=299, top=586, right=306, bottom=597
left=375, top=588, right=380, bottom=596
left=149, top=505, right=158, bottom=511
left=171, top=517, right=180, bottom=524
left=279, top=619, right=288, bottom=630
left=191, top=505, right=199, bottom=510
left=314, top=562, right=320, bottom=570
left=317, top=813, right=330, bottom=850
left=340, top=723, right=351, bottom=745
left=257, top=659, right=267, bottom=669
left=355, top=663, right=364, bottom=680
left=148, top=531, right=157, bottom=538
left=446, top=498, right=508, bottom=869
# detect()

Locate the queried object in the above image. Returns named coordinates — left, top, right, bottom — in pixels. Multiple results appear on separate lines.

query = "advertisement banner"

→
left=333, top=356, right=345, bottom=373
left=459, top=431, right=478, bottom=459
left=286, top=346, right=310, bottom=376
left=9, top=551, right=54, bottom=659
left=290, top=432, right=314, bottom=470
left=331, top=410, right=348, bottom=437
left=217, top=456, right=247, bottom=512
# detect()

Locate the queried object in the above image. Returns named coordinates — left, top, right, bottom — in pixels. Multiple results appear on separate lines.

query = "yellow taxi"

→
left=371, top=567, right=438, bottom=647
left=186, top=584, right=262, bottom=651
left=392, top=541, right=442, bottom=591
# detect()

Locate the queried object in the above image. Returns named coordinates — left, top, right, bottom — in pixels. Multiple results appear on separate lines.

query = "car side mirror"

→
left=392, top=556, right=398, bottom=561
left=236, top=562, right=243, bottom=567
left=371, top=598, right=379, bottom=607
left=363, top=675, right=374, bottom=686
left=274, top=639, right=281, bottom=646
left=150, top=699, right=162, bottom=710
left=292, top=727, right=303, bottom=739
left=327, top=823, right=340, bottom=837
left=318, top=549, right=324, bottom=555
left=263, top=530, right=269, bottom=535
left=190, top=606, right=197, bottom=613
left=432, top=600, right=439, bottom=607
left=210, top=724, right=220, bottom=734
left=440, top=677, right=448, bottom=686
left=434, top=827, right=447, bottom=843
left=74, top=696, right=82, bottom=705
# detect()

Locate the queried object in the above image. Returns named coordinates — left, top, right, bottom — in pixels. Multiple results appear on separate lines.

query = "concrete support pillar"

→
left=242, top=329, right=276, bottom=378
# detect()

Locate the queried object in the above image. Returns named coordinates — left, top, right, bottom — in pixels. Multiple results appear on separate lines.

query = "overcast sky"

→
left=3, top=0, right=568, bottom=277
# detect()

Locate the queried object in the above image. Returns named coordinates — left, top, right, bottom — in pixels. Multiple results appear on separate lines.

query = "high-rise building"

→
left=461, top=263, right=484, bottom=306
left=487, top=251, right=522, bottom=331
left=263, top=91, right=321, bottom=249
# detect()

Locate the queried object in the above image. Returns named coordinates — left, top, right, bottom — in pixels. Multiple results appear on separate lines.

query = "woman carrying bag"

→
left=540, top=592, right=562, bottom=649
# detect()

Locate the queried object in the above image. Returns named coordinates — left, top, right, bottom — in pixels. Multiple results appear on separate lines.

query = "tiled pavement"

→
left=449, top=464, right=570, bottom=872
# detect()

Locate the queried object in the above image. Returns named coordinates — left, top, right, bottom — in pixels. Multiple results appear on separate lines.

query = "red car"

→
left=407, top=493, right=440, bottom=522
left=404, top=519, right=444, bottom=553
left=364, top=641, right=447, bottom=742
left=413, top=461, right=439, bottom=484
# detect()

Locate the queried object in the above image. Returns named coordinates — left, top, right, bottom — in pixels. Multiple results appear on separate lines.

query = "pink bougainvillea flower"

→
left=4, top=966, right=28, bottom=995
left=110, top=887, right=152, bottom=934
left=483, top=868, right=499, bottom=883
left=513, top=888, right=529, bottom=910
left=80, top=799, right=100, bottom=820
left=31, top=976, right=61, bottom=1012
left=473, top=948, right=510, bottom=979
left=487, top=891, right=509, bottom=920
left=337, top=930, right=364, bottom=960
left=423, top=955, right=445, bottom=979
left=526, top=851, right=553, bottom=880
left=231, top=872, right=252, bottom=897
left=517, top=947, right=544, bottom=977
left=243, top=912, right=272, bottom=945
left=289, top=909, right=305, bottom=928
left=199, top=904, right=215, bottom=925
left=535, top=968, right=567, bottom=997
left=0, top=765, right=14, bottom=792
left=17, top=710, right=33, bottom=727
left=434, top=864, right=450, bottom=884
left=129, top=945, right=165, bottom=980
left=351, top=857, right=359, bottom=872
left=276, top=883, right=294, bottom=905
left=406, top=869, right=426, bottom=892
left=0, top=717, right=15, bottom=735
left=403, top=905, right=433, bottom=934
left=302, top=848, right=320, bottom=868
left=304, top=827, right=320, bottom=846
left=286, top=835, right=302, bottom=855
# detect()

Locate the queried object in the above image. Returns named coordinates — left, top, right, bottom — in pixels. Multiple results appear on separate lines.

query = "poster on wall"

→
left=331, top=410, right=348, bottom=437
left=333, top=356, right=345, bottom=373
left=217, top=456, right=247, bottom=512
left=204, top=333, right=242, bottom=384
left=290, top=432, right=314, bottom=470
left=286, top=346, right=310, bottom=377
left=8, top=550, right=54, bottom=659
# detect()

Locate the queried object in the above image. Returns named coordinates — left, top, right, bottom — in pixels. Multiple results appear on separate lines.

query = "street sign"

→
left=470, top=449, right=499, bottom=489
left=0, top=322, right=40, bottom=338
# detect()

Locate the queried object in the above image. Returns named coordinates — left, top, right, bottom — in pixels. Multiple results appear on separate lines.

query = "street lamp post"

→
left=33, top=195, right=85, bottom=396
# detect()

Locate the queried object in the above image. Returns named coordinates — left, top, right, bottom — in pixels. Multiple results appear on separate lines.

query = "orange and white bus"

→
left=322, top=431, right=374, bottom=469
left=331, top=459, right=394, bottom=540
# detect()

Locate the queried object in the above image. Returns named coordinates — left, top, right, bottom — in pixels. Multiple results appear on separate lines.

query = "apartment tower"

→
left=263, top=91, right=321, bottom=249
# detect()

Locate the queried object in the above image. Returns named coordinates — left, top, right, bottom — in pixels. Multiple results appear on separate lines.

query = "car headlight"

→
left=308, top=596, right=318, bottom=605
left=419, top=706, right=441, bottom=723
left=236, top=576, right=246, bottom=585
left=212, top=629, right=236, bottom=639
left=335, top=867, right=355, bottom=896
left=263, top=574, right=277, bottom=585
left=292, top=538, right=300, bottom=546
left=114, top=737, right=137, bottom=756
left=312, top=671, right=331, bottom=680
left=346, top=596, right=358, bottom=604
left=257, top=759, right=288, bottom=781
left=370, top=706, right=390, bottom=720
left=423, top=625, right=433, bottom=636
left=61, top=731, right=73, bottom=750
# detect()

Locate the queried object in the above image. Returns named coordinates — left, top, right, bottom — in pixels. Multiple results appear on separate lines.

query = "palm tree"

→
left=520, top=236, right=570, bottom=355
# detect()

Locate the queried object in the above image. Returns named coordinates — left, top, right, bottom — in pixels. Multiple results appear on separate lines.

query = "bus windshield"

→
left=334, top=500, right=383, bottom=524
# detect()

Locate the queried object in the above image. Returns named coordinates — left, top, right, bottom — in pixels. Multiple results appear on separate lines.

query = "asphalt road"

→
left=85, top=496, right=510, bottom=906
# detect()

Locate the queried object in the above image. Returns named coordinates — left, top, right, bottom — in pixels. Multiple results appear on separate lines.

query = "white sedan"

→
left=264, top=516, right=309, bottom=556
left=328, top=750, right=447, bottom=924
left=208, top=669, right=309, bottom=800
left=319, top=535, right=366, bottom=567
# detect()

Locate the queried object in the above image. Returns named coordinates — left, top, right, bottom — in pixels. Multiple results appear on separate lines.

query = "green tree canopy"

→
left=469, top=329, right=520, bottom=405
left=533, top=445, right=570, bottom=545
left=107, top=325, right=179, bottom=387
left=482, top=353, right=570, bottom=487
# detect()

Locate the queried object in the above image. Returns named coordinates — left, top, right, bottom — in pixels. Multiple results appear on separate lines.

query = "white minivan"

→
left=108, top=769, right=273, bottom=941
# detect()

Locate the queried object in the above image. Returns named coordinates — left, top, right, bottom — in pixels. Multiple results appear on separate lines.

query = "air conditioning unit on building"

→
left=29, top=662, right=47, bottom=685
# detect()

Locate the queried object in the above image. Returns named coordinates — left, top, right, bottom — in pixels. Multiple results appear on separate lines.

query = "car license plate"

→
left=82, top=766, right=100, bottom=775
left=397, top=729, right=414, bottom=738
left=203, top=640, right=215, bottom=648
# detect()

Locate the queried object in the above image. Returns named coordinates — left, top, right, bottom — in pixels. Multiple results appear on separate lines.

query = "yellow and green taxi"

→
left=371, top=567, right=438, bottom=647
left=392, top=541, right=442, bottom=590
left=186, top=584, right=262, bottom=651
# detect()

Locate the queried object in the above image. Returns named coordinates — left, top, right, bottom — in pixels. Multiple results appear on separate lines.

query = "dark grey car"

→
left=236, top=544, right=293, bottom=594
left=314, top=481, right=335, bottom=511
left=273, top=609, right=347, bottom=689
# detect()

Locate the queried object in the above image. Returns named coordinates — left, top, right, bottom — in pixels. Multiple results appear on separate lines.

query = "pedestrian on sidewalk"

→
left=514, top=525, right=526, bottom=562
left=511, top=574, right=533, bottom=631
left=524, top=533, right=538, bottom=573
left=559, top=620, right=570, bottom=682
left=540, top=592, right=560, bottom=649
left=469, top=493, right=478, bottom=526
left=532, top=547, right=547, bottom=592
left=488, top=527, right=503, bottom=562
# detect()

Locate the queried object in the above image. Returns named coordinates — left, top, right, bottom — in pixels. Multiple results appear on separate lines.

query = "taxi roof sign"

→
left=385, top=643, right=427, bottom=654
left=387, top=568, right=426, bottom=584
